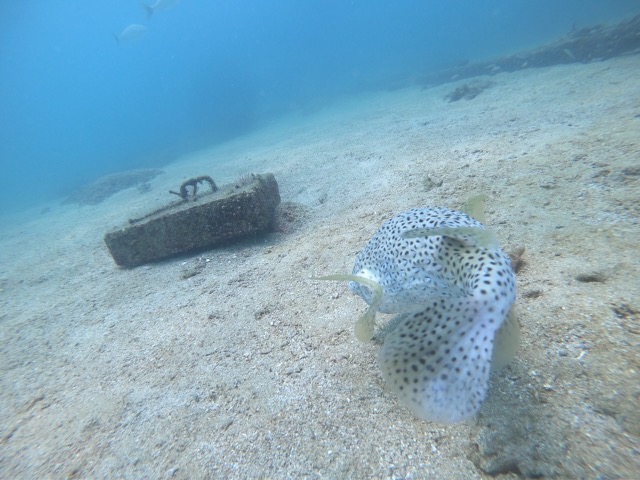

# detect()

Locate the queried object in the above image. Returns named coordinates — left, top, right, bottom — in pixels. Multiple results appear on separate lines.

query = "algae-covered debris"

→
left=419, top=14, right=640, bottom=88
left=105, top=173, right=280, bottom=268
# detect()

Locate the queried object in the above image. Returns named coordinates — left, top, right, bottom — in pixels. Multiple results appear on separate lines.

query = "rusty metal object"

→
left=169, top=175, right=217, bottom=200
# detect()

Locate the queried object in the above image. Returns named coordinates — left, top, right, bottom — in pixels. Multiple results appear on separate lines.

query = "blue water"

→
left=0, top=0, right=638, bottom=213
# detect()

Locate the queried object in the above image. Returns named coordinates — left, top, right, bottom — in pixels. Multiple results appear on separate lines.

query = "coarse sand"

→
left=1, top=55, right=639, bottom=479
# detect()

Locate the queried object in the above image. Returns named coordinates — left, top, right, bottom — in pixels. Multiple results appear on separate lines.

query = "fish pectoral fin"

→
left=354, top=304, right=377, bottom=342
left=461, top=194, right=488, bottom=223
left=491, top=306, right=520, bottom=371
left=311, top=274, right=383, bottom=342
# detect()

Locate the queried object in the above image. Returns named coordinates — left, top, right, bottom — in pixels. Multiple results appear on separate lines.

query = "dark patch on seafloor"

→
left=444, top=80, right=495, bottom=102
left=63, top=168, right=164, bottom=205
left=273, top=201, right=309, bottom=235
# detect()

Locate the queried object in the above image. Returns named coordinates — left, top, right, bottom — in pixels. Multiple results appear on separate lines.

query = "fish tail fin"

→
left=378, top=295, right=508, bottom=423
left=112, top=32, right=120, bottom=45
left=143, top=4, right=154, bottom=18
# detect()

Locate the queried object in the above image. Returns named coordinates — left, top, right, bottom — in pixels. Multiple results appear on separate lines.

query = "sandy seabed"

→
left=1, top=55, right=639, bottom=479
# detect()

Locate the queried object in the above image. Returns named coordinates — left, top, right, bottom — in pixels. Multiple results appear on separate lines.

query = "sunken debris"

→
left=104, top=173, right=280, bottom=268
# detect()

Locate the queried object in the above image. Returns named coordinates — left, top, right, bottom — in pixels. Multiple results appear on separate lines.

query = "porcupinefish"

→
left=315, top=197, right=518, bottom=423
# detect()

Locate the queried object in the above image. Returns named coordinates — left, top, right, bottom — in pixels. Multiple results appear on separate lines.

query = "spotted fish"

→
left=315, top=198, right=518, bottom=423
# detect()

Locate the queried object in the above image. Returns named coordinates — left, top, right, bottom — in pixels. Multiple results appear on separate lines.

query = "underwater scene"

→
left=1, top=1, right=639, bottom=478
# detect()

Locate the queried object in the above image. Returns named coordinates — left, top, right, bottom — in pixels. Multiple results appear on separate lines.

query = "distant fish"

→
left=143, top=0, right=181, bottom=18
left=315, top=196, right=518, bottom=423
left=113, top=24, right=148, bottom=45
